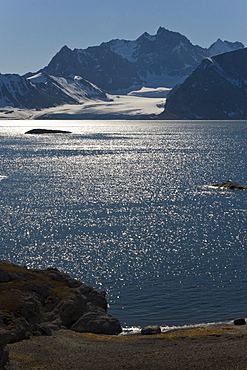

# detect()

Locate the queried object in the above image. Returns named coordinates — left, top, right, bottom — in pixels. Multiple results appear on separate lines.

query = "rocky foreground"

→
left=0, top=260, right=246, bottom=369
left=0, top=260, right=121, bottom=368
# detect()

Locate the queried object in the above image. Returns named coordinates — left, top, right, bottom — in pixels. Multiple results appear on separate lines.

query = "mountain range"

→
left=0, top=27, right=245, bottom=118
left=39, top=27, right=244, bottom=93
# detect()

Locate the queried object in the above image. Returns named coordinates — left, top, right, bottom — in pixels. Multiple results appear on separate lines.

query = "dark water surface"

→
left=0, top=120, right=246, bottom=329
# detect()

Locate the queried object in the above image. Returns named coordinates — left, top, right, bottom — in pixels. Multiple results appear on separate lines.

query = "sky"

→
left=0, top=0, right=246, bottom=75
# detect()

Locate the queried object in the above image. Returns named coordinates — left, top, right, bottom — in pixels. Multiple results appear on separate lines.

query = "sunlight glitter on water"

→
left=0, top=120, right=247, bottom=327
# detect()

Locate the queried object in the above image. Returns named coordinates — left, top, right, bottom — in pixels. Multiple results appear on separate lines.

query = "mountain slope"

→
left=159, top=48, right=247, bottom=120
left=0, top=72, right=107, bottom=109
left=40, top=27, right=244, bottom=93
left=27, top=73, right=107, bottom=103
left=0, top=74, right=51, bottom=109
left=40, top=45, right=142, bottom=93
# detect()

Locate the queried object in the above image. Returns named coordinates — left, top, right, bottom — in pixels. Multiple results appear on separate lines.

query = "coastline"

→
left=0, top=260, right=246, bottom=368
left=120, top=319, right=236, bottom=335
left=6, top=323, right=247, bottom=369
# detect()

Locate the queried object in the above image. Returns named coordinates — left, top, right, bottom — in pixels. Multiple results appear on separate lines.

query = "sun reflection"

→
left=0, top=120, right=247, bottom=326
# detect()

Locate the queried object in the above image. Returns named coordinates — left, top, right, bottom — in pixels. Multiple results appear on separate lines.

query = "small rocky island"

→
left=25, top=128, right=71, bottom=134
left=209, top=181, right=247, bottom=190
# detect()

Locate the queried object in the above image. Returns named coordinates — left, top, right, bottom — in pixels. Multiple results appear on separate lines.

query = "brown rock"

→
left=0, top=260, right=122, bottom=341
left=141, top=325, right=161, bottom=335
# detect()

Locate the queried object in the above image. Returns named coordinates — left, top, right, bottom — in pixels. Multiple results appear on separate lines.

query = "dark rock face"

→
left=234, top=318, right=246, bottom=325
left=0, top=329, right=10, bottom=369
left=41, top=28, right=244, bottom=93
left=209, top=181, right=247, bottom=190
left=0, top=260, right=122, bottom=343
left=25, top=128, right=72, bottom=134
left=71, top=308, right=122, bottom=335
left=160, top=48, right=247, bottom=120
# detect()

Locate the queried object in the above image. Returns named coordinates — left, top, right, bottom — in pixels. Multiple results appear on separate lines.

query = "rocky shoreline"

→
left=0, top=260, right=246, bottom=369
left=0, top=260, right=122, bottom=368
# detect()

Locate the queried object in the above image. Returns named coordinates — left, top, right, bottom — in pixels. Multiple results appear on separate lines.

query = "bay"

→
left=0, top=120, right=246, bottom=330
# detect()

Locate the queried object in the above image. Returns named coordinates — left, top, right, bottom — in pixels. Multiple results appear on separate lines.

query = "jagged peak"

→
left=209, top=38, right=224, bottom=47
left=207, top=38, right=245, bottom=57
left=142, top=31, right=150, bottom=37
left=157, top=26, right=169, bottom=34
left=137, top=31, right=154, bottom=42
left=138, top=27, right=172, bottom=40
left=60, top=45, right=72, bottom=52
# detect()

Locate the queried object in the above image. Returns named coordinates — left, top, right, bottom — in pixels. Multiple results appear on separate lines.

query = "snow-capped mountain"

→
left=0, top=27, right=245, bottom=118
left=27, top=73, right=107, bottom=103
left=40, top=27, right=244, bottom=93
left=0, top=73, right=48, bottom=109
left=160, top=48, right=247, bottom=120
left=207, top=38, right=244, bottom=57
left=0, top=72, right=107, bottom=109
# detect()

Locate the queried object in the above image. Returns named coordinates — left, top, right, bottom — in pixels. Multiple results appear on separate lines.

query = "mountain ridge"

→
left=39, top=27, right=244, bottom=93
left=0, top=72, right=108, bottom=110
left=0, top=27, right=245, bottom=117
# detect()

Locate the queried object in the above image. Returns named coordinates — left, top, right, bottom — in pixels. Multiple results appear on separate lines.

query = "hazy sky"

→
left=0, top=0, right=246, bottom=75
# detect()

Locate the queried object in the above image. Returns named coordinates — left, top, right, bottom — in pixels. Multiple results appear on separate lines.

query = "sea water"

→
left=0, top=120, right=246, bottom=331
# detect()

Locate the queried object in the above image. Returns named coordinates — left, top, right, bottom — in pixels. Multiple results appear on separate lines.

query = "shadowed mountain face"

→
left=159, top=48, right=247, bottom=120
left=40, top=27, right=244, bottom=93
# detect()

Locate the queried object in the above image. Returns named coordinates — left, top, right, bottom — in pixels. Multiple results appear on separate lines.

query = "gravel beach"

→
left=6, top=324, right=247, bottom=370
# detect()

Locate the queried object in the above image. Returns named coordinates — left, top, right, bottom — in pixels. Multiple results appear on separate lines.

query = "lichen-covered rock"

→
left=71, top=308, right=122, bottom=335
left=46, top=267, right=82, bottom=288
left=0, top=260, right=122, bottom=342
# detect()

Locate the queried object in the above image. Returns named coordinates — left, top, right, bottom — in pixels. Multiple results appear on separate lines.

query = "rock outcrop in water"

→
left=209, top=181, right=247, bottom=190
left=0, top=260, right=122, bottom=344
left=25, top=128, right=72, bottom=134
